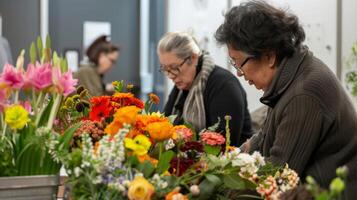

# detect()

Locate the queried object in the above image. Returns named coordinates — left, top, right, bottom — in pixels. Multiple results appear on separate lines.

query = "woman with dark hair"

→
left=215, top=1, right=357, bottom=198
left=76, top=35, right=120, bottom=96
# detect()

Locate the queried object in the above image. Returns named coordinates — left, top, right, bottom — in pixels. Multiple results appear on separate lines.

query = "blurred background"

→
left=0, top=0, right=356, bottom=113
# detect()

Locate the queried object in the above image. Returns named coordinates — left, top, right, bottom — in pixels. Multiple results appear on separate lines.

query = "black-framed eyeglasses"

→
left=229, top=56, right=254, bottom=75
left=159, top=56, right=190, bottom=77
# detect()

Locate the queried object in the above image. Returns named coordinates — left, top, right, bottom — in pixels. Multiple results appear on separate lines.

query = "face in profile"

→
left=158, top=51, right=197, bottom=90
left=227, top=46, right=277, bottom=91
left=98, top=51, right=119, bottom=74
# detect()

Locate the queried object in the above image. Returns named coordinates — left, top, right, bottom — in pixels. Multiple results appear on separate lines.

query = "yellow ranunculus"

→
left=146, top=121, right=174, bottom=141
left=128, top=176, right=154, bottom=200
left=5, top=104, right=29, bottom=130
left=124, top=134, right=151, bottom=156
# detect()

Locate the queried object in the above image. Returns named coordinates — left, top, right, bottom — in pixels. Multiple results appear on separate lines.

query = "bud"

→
left=75, top=102, right=84, bottom=112
left=224, top=115, right=231, bottom=121
left=190, top=185, right=200, bottom=196
left=330, top=177, right=345, bottom=194
left=336, top=166, right=348, bottom=179
left=76, top=85, right=85, bottom=94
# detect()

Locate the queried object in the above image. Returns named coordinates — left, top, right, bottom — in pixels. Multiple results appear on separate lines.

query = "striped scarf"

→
left=180, top=54, right=215, bottom=131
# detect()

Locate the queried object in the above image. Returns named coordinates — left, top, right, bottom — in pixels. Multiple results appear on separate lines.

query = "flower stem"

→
left=47, top=94, right=62, bottom=130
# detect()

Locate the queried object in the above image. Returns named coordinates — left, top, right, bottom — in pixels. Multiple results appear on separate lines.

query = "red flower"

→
left=89, top=96, right=112, bottom=121
left=180, top=141, right=204, bottom=152
left=169, top=157, right=195, bottom=176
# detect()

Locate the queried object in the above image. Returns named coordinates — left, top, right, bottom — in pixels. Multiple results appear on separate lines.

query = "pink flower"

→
left=174, top=125, right=194, bottom=142
left=24, top=63, right=52, bottom=90
left=0, top=89, right=8, bottom=113
left=200, top=131, right=225, bottom=146
left=0, top=63, right=24, bottom=89
left=52, top=68, right=78, bottom=96
left=20, top=101, right=32, bottom=113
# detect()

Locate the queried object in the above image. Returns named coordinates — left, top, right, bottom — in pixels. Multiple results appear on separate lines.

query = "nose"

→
left=236, top=71, right=244, bottom=77
left=167, top=73, right=176, bottom=80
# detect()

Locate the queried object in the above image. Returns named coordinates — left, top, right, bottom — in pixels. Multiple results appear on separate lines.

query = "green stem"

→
left=14, top=90, right=19, bottom=104
left=158, top=142, right=163, bottom=161
left=47, top=94, right=62, bottom=130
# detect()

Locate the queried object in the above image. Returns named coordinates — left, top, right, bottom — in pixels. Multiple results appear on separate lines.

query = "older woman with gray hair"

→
left=157, top=31, right=252, bottom=146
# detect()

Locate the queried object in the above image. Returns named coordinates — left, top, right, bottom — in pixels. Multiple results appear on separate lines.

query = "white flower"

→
left=190, top=185, right=200, bottom=196
left=74, top=167, right=82, bottom=177
left=252, top=151, right=266, bottom=167
left=165, top=139, right=175, bottom=150
left=232, top=153, right=255, bottom=167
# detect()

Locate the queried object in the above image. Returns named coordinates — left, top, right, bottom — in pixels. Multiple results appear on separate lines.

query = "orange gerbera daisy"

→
left=149, top=93, right=160, bottom=104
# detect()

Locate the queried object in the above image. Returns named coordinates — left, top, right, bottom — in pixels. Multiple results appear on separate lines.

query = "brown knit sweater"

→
left=249, top=46, right=357, bottom=199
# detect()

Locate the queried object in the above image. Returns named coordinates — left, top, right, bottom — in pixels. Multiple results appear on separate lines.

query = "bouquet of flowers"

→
left=58, top=82, right=300, bottom=200
left=0, top=36, right=79, bottom=176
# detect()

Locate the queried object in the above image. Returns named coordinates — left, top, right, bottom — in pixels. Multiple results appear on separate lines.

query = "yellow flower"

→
left=146, top=121, right=174, bottom=141
left=124, top=134, right=152, bottom=156
left=5, top=104, right=29, bottom=130
left=128, top=176, right=154, bottom=200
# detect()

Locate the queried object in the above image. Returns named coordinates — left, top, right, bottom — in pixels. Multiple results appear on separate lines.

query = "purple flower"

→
left=0, top=63, right=24, bottom=89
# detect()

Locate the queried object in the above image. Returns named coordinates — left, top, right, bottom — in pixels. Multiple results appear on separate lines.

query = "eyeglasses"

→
left=229, top=56, right=253, bottom=75
left=159, top=56, right=190, bottom=77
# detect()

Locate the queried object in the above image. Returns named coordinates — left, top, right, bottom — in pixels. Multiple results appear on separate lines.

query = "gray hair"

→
left=157, top=32, right=201, bottom=60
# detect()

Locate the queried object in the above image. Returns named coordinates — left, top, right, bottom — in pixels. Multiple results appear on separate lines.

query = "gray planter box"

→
left=0, top=175, right=59, bottom=200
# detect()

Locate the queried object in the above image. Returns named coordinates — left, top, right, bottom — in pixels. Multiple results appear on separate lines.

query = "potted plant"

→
left=0, top=36, right=79, bottom=199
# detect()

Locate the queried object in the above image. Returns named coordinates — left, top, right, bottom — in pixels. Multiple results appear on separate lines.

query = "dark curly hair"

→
left=86, top=35, right=120, bottom=65
left=215, top=0, right=305, bottom=63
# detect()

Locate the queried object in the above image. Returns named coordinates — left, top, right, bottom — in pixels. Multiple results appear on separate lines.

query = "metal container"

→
left=0, top=175, right=59, bottom=200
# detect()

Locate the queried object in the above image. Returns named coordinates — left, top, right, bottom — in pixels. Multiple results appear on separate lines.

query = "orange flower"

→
left=146, top=121, right=174, bottom=141
left=137, top=154, right=158, bottom=166
left=113, top=106, right=141, bottom=125
left=104, top=121, right=122, bottom=135
left=135, top=114, right=167, bottom=132
left=165, top=188, right=188, bottom=200
left=149, top=93, right=160, bottom=104
left=105, top=106, right=141, bottom=135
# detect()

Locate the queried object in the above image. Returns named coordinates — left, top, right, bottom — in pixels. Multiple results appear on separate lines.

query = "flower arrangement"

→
left=0, top=36, right=79, bottom=176
left=57, top=82, right=300, bottom=200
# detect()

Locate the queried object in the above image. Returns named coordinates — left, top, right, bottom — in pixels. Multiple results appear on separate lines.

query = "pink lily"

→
left=0, top=63, right=24, bottom=89
left=24, top=62, right=53, bottom=90
left=52, top=68, right=78, bottom=97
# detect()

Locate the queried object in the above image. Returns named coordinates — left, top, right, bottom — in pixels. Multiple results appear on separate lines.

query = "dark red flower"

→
left=180, top=141, right=204, bottom=152
left=169, top=157, right=195, bottom=176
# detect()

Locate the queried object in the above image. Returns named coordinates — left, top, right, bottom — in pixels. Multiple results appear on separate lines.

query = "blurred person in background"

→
left=75, top=35, right=119, bottom=96
left=158, top=31, right=253, bottom=147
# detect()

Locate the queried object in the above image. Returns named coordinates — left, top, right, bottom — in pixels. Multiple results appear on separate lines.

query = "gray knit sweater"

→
left=249, top=46, right=357, bottom=199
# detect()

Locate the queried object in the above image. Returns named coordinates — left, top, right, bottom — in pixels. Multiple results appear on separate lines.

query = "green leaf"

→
left=46, top=34, right=51, bottom=49
left=205, top=174, right=222, bottom=185
left=29, top=42, right=37, bottom=64
left=38, top=98, right=54, bottom=127
left=60, top=58, right=68, bottom=72
left=198, top=178, right=219, bottom=200
left=167, top=114, right=177, bottom=124
left=156, top=150, right=174, bottom=174
left=53, top=51, right=60, bottom=67
left=37, top=36, right=43, bottom=59
left=222, top=174, right=247, bottom=189
left=137, top=161, right=155, bottom=178
left=59, top=123, right=82, bottom=150
left=127, top=156, right=139, bottom=167
left=204, top=144, right=221, bottom=156
left=315, top=191, right=330, bottom=200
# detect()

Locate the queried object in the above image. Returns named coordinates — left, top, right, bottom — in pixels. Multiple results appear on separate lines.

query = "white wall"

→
left=165, top=0, right=356, bottom=112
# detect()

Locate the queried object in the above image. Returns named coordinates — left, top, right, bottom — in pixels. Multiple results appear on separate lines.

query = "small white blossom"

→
left=74, top=167, right=82, bottom=177
left=165, top=139, right=175, bottom=150
left=190, top=185, right=200, bottom=196
left=252, top=151, right=266, bottom=167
